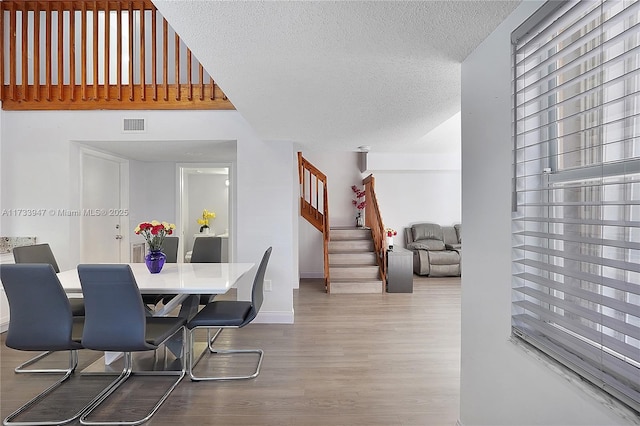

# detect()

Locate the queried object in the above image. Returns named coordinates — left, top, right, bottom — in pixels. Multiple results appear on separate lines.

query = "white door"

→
left=81, top=153, right=126, bottom=263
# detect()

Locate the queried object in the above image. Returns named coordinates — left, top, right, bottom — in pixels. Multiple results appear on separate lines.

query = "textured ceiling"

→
left=153, top=0, right=521, bottom=153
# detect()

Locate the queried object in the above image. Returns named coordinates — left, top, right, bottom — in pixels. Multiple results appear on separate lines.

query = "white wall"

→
left=365, top=131, right=462, bottom=246
left=460, top=2, right=632, bottom=425
left=367, top=169, right=461, bottom=248
left=0, top=109, right=295, bottom=323
left=129, top=160, right=177, bottom=239
left=186, top=173, right=229, bottom=251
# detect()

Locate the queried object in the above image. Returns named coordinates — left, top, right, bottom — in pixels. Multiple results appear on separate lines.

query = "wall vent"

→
left=123, top=118, right=146, bottom=133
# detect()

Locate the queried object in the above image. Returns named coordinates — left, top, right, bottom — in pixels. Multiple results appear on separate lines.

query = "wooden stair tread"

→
left=330, top=264, right=378, bottom=268
left=328, top=250, right=375, bottom=254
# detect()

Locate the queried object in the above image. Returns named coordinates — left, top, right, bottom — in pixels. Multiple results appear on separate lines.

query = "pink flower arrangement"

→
left=385, top=228, right=397, bottom=237
left=351, top=185, right=366, bottom=210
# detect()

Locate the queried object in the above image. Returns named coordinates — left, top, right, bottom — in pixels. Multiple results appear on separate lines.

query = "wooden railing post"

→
left=363, top=174, right=387, bottom=284
left=8, top=4, right=16, bottom=101
left=298, top=152, right=331, bottom=292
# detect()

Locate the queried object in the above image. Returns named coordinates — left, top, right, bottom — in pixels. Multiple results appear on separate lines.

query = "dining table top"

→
left=57, top=262, right=256, bottom=295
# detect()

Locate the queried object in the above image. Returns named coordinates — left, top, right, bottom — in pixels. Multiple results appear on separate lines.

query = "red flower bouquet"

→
left=135, top=220, right=175, bottom=251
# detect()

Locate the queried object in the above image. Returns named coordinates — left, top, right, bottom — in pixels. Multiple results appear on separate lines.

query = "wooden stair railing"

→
left=0, top=0, right=234, bottom=110
left=298, top=152, right=331, bottom=292
left=363, top=174, right=387, bottom=284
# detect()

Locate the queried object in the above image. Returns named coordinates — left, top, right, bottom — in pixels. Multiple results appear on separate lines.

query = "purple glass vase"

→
left=145, top=250, right=166, bottom=273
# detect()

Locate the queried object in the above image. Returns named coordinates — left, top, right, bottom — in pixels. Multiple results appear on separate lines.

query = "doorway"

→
left=80, top=149, right=129, bottom=263
left=177, top=164, right=232, bottom=263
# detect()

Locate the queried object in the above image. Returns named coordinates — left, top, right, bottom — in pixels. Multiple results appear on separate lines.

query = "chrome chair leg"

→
left=79, top=327, right=187, bottom=426
left=188, top=327, right=264, bottom=382
left=3, top=350, right=80, bottom=426
left=14, top=350, right=78, bottom=374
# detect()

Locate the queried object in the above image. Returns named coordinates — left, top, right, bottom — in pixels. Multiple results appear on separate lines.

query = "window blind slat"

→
left=514, top=286, right=640, bottom=341
left=518, top=68, right=640, bottom=130
left=513, top=258, right=640, bottom=299
left=513, top=316, right=640, bottom=393
left=514, top=230, right=640, bottom=250
left=515, top=272, right=640, bottom=315
left=518, top=216, right=640, bottom=228
left=517, top=7, right=640, bottom=103
left=516, top=0, right=638, bottom=73
left=514, top=300, right=640, bottom=363
left=516, top=244, right=640, bottom=274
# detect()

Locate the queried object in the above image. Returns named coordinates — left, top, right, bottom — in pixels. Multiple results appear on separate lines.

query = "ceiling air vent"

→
left=123, top=118, right=146, bottom=133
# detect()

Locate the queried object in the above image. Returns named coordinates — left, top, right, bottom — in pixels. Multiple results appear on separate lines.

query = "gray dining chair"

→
left=77, top=264, right=186, bottom=426
left=190, top=237, right=222, bottom=263
left=189, top=237, right=223, bottom=306
left=0, top=264, right=86, bottom=425
left=161, top=236, right=179, bottom=263
left=12, top=243, right=61, bottom=271
left=186, top=247, right=271, bottom=381
left=11, top=243, right=85, bottom=374
left=12, top=243, right=84, bottom=315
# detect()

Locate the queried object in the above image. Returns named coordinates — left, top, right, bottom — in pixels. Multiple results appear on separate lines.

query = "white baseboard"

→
left=255, top=309, right=294, bottom=324
left=300, top=272, right=324, bottom=279
left=0, top=322, right=7, bottom=333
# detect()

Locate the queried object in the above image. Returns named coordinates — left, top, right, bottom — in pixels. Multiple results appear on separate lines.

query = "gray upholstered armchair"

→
left=404, top=223, right=461, bottom=277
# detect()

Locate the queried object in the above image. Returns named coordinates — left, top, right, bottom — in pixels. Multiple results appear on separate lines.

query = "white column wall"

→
left=460, top=2, right=631, bottom=425
left=0, top=109, right=294, bottom=323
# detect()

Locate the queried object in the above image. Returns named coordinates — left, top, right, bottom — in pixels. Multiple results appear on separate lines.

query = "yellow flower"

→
left=197, top=209, right=216, bottom=226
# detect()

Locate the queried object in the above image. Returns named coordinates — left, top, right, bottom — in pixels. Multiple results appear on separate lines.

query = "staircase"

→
left=298, top=152, right=387, bottom=293
left=328, top=227, right=384, bottom=293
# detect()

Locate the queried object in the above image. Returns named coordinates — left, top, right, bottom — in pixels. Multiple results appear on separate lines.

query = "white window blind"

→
left=512, top=0, right=640, bottom=412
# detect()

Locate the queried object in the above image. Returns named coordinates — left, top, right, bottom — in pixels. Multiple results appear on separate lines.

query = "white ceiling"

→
left=153, top=0, right=521, bottom=154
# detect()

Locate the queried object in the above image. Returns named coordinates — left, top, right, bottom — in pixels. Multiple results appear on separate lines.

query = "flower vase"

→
left=386, top=236, right=394, bottom=251
left=200, top=226, right=210, bottom=234
left=145, top=250, right=166, bottom=274
left=356, top=213, right=364, bottom=228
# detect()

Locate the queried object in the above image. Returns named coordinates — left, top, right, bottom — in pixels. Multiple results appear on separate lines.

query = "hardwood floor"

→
left=0, top=276, right=461, bottom=425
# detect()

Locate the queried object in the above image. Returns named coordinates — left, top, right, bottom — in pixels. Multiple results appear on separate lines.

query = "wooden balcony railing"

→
left=298, top=152, right=331, bottom=291
left=363, top=174, right=387, bottom=284
left=1, top=0, right=234, bottom=110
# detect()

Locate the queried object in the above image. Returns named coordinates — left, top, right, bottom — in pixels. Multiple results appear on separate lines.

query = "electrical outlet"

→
left=264, top=280, right=272, bottom=292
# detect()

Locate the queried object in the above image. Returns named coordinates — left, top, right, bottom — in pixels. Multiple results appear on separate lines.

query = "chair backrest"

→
left=12, top=243, right=61, bottom=273
left=245, top=247, right=272, bottom=325
left=191, top=237, right=222, bottom=263
left=0, top=264, right=78, bottom=351
left=77, top=264, right=154, bottom=352
left=442, top=226, right=459, bottom=246
left=161, top=237, right=179, bottom=263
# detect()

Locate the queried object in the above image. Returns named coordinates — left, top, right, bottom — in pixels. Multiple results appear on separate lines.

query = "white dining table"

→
left=58, top=262, right=255, bottom=314
left=57, top=262, right=255, bottom=367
